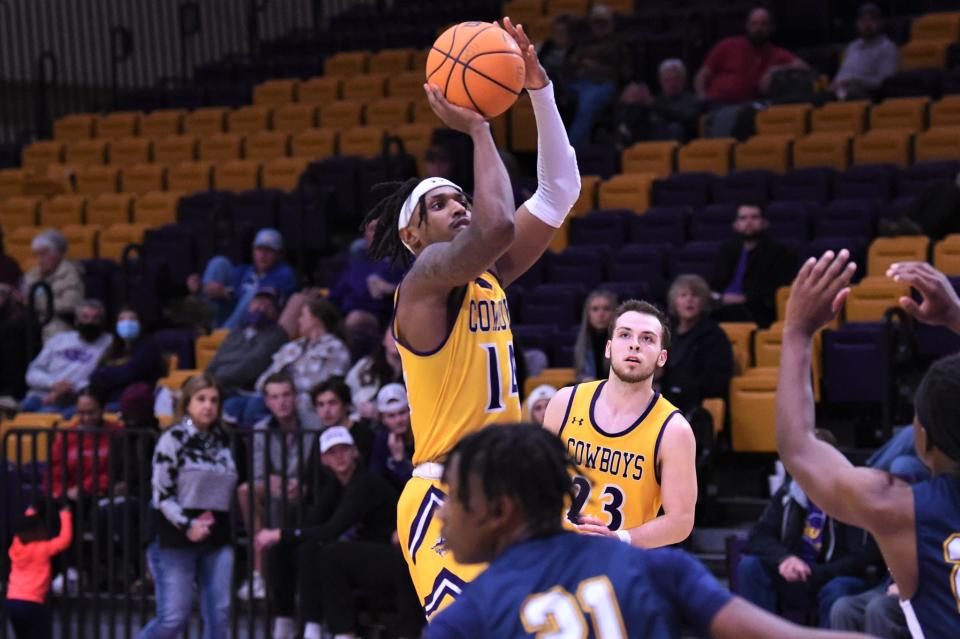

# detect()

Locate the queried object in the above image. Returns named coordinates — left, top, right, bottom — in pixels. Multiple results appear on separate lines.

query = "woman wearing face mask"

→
left=89, top=307, right=166, bottom=407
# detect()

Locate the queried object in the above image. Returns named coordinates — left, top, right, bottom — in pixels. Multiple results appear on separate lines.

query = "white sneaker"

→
left=51, top=568, right=79, bottom=596
left=237, top=570, right=266, bottom=600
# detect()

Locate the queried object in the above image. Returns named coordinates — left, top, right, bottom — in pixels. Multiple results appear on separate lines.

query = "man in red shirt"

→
left=695, top=7, right=808, bottom=104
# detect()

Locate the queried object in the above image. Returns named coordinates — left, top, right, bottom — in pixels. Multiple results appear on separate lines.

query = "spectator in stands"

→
left=573, top=289, right=617, bottom=381
left=22, top=299, right=112, bottom=415
left=142, top=374, right=236, bottom=639
left=255, top=297, right=351, bottom=429
left=257, top=427, right=420, bottom=639
left=345, top=326, right=403, bottom=420
left=423, top=144, right=455, bottom=181
left=188, top=228, right=297, bottom=330
left=48, top=389, right=123, bottom=501
left=235, top=372, right=319, bottom=602
left=566, top=4, right=632, bottom=147
left=660, top=275, right=734, bottom=412
left=537, top=14, right=576, bottom=111
left=736, top=430, right=879, bottom=626
left=310, top=377, right=375, bottom=461
left=205, top=288, right=288, bottom=425
left=367, top=383, right=413, bottom=493
left=0, top=227, right=22, bottom=286
left=831, top=3, right=898, bottom=100
left=526, top=384, right=557, bottom=426
left=22, top=229, right=84, bottom=342
left=0, top=283, right=30, bottom=401
left=710, top=203, right=796, bottom=328
left=616, top=59, right=704, bottom=144
left=89, top=307, right=165, bottom=407
left=831, top=579, right=909, bottom=638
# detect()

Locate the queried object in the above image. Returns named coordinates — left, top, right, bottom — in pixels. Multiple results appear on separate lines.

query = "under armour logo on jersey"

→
left=571, top=416, right=584, bottom=426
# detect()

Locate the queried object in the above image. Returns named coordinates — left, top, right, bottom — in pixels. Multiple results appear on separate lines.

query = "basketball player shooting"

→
left=360, top=18, right=580, bottom=617
left=778, top=251, right=960, bottom=638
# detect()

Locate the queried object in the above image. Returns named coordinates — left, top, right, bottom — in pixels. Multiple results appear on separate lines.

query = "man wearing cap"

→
left=368, top=383, right=414, bottom=492
left=22, top=228, right=85, bottom=342
left=831, top=3, right=899, bottom=99
left=188, top=227, right=297, bottom=330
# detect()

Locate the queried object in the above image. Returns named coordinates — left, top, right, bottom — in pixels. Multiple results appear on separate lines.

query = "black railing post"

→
left=110, top=26, right=134, bottom=110
left=33, top=51, right=56, bottom=142
left=178, top=1, right=202, bottom=83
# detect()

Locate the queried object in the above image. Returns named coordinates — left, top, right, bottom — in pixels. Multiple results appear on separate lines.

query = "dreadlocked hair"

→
left=445, top=424, right=576, bottom=538
left=361, top=178, right=422, bottom=267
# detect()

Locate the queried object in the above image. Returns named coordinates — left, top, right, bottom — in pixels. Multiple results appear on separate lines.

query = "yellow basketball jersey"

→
left=559, top=380, right=680, bottom=531
left=394, top=271, right=521, bottom=465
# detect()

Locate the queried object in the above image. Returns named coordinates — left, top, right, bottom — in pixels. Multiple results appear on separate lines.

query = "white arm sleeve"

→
left=523, top=82, right=581, bottom=228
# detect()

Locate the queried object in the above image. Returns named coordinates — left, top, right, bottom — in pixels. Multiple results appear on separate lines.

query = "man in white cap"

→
left=187, top=227, right=297, bottom=329
left=22, top=228, right=85, bottom=342
left=369, top=383, right=414, bottom=491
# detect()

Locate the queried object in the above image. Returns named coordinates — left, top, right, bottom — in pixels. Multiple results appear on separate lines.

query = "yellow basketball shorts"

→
left=397, top=476, right=485, bottom=617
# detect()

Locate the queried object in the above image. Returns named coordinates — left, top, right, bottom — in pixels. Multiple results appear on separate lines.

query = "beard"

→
left=610, top=358, right=657, bottom=385
left=748, top=32, right=769, bottom=46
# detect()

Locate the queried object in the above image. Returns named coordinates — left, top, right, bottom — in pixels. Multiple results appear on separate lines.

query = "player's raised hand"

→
left=887, top=261, right=960, bottom=332
left=784, top=250, right=857, bottom=337
left=502, top=17, right=549, bottom=90
left=423, top=83, right=487, bottom=134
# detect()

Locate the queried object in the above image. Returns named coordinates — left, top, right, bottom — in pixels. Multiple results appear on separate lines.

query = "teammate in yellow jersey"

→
left=359, top=18, right=580, bottom=617
left=543, top=300, right=698, bottom=548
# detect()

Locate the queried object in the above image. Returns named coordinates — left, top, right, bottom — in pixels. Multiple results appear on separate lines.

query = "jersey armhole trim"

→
left=556, top=384, right=579, bottom=439
left=392, top=279, right=468, bottom=357
left=654, top=409, right=681, bottom=485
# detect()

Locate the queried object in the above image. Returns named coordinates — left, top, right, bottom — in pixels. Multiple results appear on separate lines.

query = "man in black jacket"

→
left=710, top=203, right=796, bottom=328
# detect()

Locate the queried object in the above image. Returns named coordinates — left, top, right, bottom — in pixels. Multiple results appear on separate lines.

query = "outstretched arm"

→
left=711, top=598, right=871, bottom=639
left=494, top=18, right=580, bottom=288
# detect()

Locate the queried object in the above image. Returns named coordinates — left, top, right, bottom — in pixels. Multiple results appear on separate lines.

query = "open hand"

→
left=502, top=17, right=548, bottom=90
left=575, top=514, right=617, bottom=539
left=423, top=83, right=487, bottom=134
left=784, top=250, right=857, bottom=337
left=887, top=262, right=960, bottom=332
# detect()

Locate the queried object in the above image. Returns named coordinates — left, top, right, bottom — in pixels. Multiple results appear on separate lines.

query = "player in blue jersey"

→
left=427, top=424, right=869, bottom=638
left=778, top=252, right=960, bottom=639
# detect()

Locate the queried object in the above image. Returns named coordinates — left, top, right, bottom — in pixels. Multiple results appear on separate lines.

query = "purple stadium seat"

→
left=895, top=161, right=960, bottom=198
left=575, top=144, right=620, bottom=180
left=512, top=324, right=558, bottom=361
left=153, top=329, right=197, bottom=369
left=143, top=223, right=198, bottom=293
left=628, top=206, right=689, bottom=246
left=823, top=323, right=886, bottom=404
left=710, top=170, right=775, bottom=205
left=881, top=69, right=943, bottom=100
left=667, top=241, right=721, bottom=281
left=691, top=204, right=737, bottom=242
left=877, top=196, right=917, bottom=222
left=231, top=190, right=281, bottom=236
left=834, top=165, right=895, bottom=202
left=814, top=199, right=877, bottom=239
left=609, top=244, right=669, bottom=301
left=548, top=247, right=607, bottom=289
left=803, top=237, right=868, bottom=281
left=569, top=209, right=632, bottom=248
left=772, top=167, right=834, bottom=204
left=652, top=172, right=713, bottom=207
left=766, top=202, right=812, bottom=243
left=915, top=277, right=960, bottom=358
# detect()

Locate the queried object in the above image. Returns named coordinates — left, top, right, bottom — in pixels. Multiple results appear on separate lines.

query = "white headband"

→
left=398, top=177, right=464, bottom=252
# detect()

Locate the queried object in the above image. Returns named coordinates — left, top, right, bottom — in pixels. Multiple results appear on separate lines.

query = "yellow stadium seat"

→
left=97, top=112, right=141, bottom=140
left=523, top=367, right=575, bottom=398
left=99, top=223, right=149, bottom=261
left=504, top=0, right=546, bottom=25
left=75, top=165, right=120, bottom=196
left=599, top=0, right=634, bottom=14
left=60, top=224, right=99, bottom=260
left=910, top=12, right=960, bottom=42
left=140, top=109, right=185, bottom=138
left=756, top=104, right=810, bottom=137
left=253, top=79, right=300, bottom=106
left=510, top=93, right=537, bottom=153
left=526, top=15, right=554, bottom=45
left=869, top=97, right=928, bottom=133
left=291, top=128, right=338, bottom=161
left=183, top=107, right=228, bottom=136
left=340, top=126, right=387, bottom=158
left=273, top=103, right=319, bottom=134
left=366, top=98, right=412, bottom=128
left=412, top=97, right=442, bottom=127
left=811, top=101, right=869, bottom=134
left=547, top=0, right=589, bottom=16
left=22, top=141, right=65, bottom=172
left=391, top=123, right=435, bottom=170
left=412, top=49, right=430, bottom=74
left=899, top=40, right=950, bottom=71
left=369, top=48, right=415, bottom=74
left=262, top=157, right=310, bottom=193
left=571, top=175, right=601, bottom=217
left=867, top=236, right=930, bottom=276
left=213, top=160, right=261, bottom=193
left=622, top=141, right=676, bottom=179
left=299, top=76, right=342, bottom=104
left=387, top=71, right=426, bottom=100
left=846, top=276, right=910, bottom=322
left=133, top=191, right=181, bottom=226
left=702, top=397, right=725, bottom=435
left=853, top=129, right=913, bottom=167
left=324, top=51, right=370, bottom=77
left=109, top=137, right=152, bottom=166
left=719, top=322, right=757, bottom=375
left=597, top=173, right=655, bottom=214
left=120, top=163, right=167, bottom=194
left=678, top=137, right=735, bottom=175
left=53, top=114, right=97, bottom=141
left=153, top=134, right=198, bottom=165
left=199, top=133, right=243, bottom=162
left=167, top=161, right=214, bottom=193
left=793, top=132, right=851, bottom=170
left=319, top=100, right=365, bottom=129
left=930, top=95, right=960, bottom=128
left=3, top=413, right=59, bottom=462
left=729, top=373, right=778, bottom=452
left=65, top=139, right=108, bottom=166
left=87, top=193, right=133, bottom=226
left=734, top=135, right=792, bottom=173
left=0, top=169, right=29, bottom=199
left=934, top=234, right=960, bottom=276
left=40, top=195, right=87, bottom=228
left=914, top=126, right=960, bottom=163
left=776, top=285, right=791, bottom=323
left=244, top=131, right=290, bottom=161
left=4, top=226, right=40, bottom=267
left=343, top=73, right=388, bottom=101
left=227, top=105, right=272, bottom=134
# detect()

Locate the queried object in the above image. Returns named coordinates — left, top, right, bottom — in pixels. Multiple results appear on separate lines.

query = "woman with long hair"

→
left=573, top=289, right=617, bottom=382
left=345, top=326, right=404, bottom=420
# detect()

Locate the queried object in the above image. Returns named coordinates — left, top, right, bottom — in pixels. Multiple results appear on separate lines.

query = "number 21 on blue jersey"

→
left=520, top=575, right=627, bottom=638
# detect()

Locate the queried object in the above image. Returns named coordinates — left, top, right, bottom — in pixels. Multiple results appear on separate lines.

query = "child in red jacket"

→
left=4, top=504, right=73, bottom=639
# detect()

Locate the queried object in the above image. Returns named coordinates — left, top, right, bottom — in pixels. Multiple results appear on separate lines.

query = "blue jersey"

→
left=904, top=474, right=960, bottom=639
left=427, top=532, right=732, bottom=639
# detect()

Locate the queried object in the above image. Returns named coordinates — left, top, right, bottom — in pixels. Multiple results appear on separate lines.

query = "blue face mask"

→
left=116, top=319, right=140, bottom=341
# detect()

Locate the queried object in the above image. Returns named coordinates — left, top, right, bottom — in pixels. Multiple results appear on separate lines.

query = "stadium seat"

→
left=199, top=132, right=244, bottom=162
left=365, top=98, right=412, bottom=128
left=547, top=0, right=590, bottom=16
left=227, top=105, right=272, bottom=134
left=183, top=107, right=228, bottom=136
left=667, top=241, right=721, bottom=281
left=369, top=48, right=415, bottom=74
left=914, top=126, right=960, bottom=162
left=822, top=323, right=887, bottom=404
left=60, top=224, right=99, bottom=260
left=133, top=191, right=182, bottom=226
left=140, top=109, right=184, bottom=138
left=719, top=322, right=757, bottom=375
left=21, top=140, right=64, bottom=172
left=195, top=330, right=231, bottom=369
left=934, top=234, right=960, bottom=275
left=4, top=226, right=39, bottom=266
left=733, top=135, right=792, bottom=173
left=627, top=206, right=688, bottom=246
left=99, top=223, right=149, bottom=261
left=252, top=79, right=300, bottom=106
left=120, top=163, right=167, bottom=194
left=291, top=128, right=338, bottom=160
left=387, top=71, right=426, bottom=99
left=40, top=195, right=87, bottom=228
left=412, top=97, right=442, bottom=126
left=677, top=138, right=734, bottom=175
left=909, top=12, right=960, bottom=42
left=597, top=174, right=655, bottom=214
left=652, top=172, right=712, bottom=207
left=523, top=368, right=576, bottom=398
left=262, top=157, right=310, bottom=192
left=869, top=97, right=928, bottom=133
left=87, top=193, right=133, bottom=226
left=298, top=76, right=343, bottom=104
left=167, top=161, right=214, bottom=193
left=792, top=133, right=851, bottom=170
left=109, top=137, right=152, bottom=166
left=65, top=139, right=108, bottom=166
left=771, top=167, right=834, bottom=204
left=776, top=286, right=791, bottom=322
left=75, top=165, right=120, bottom=196
left=338, top=126, right=385, bottom=158
left=53, top=114, right=97, bottom=141
left=845, top=276, right=910, bottom=322
left=867, top=236, right=930, bottom=276
left=811, top=101, right=868, bottom=134
left=930, top=95, right=960, bottom=127
left=711, top=170, right=774, bottom=204
left=153, top=134, right=198, bottom=164
left=323, top=51, right=369, bottom=77
left=510, top=94, right=537, bottom=152
left=97, top=112, right=140, bottom=140
left=899, top=40, right=950, bottom=71
left=691, top=204, right=737, bottom=242
left=895, top=160, right=958, bottom=196
left=815, top=199, right=876, bottom=238
left=548, top=246, right=606, bottom=288
left=273, top=103, right=319, bottom=134
left=834, top=164, right=895, bottom=202
left=803, top=236, right=869, bottom=282
left=0, top=169, right=29, bottom=199
left=852, top=129, right=913, bottom=167
left=576, top=143, right=619, bottom=179
left=319, top=100, right=365, bottom=129
left=392, top=123, right=435, bottom=172
left=729, top=373, right=778, bottom=453
left=621, top=141, right=676, bottom=179
left=343, top=73, right=388, bottom=101
left=213, top=160, right=261, bottom=193
left=571, top=175, right=601, bottom=217
left=568, top=210, right=631, bottom=249
left=3, top=413, right=59, bottom=461
left=755, top=104, right=810, bottom=137
left=504, top=0, right=545, bottom=25
left=244, top=131, right=290, bottom=161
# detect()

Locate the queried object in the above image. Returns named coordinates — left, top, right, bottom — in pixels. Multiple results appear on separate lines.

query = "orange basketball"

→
left=426, top=21, right=526, bottom=118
